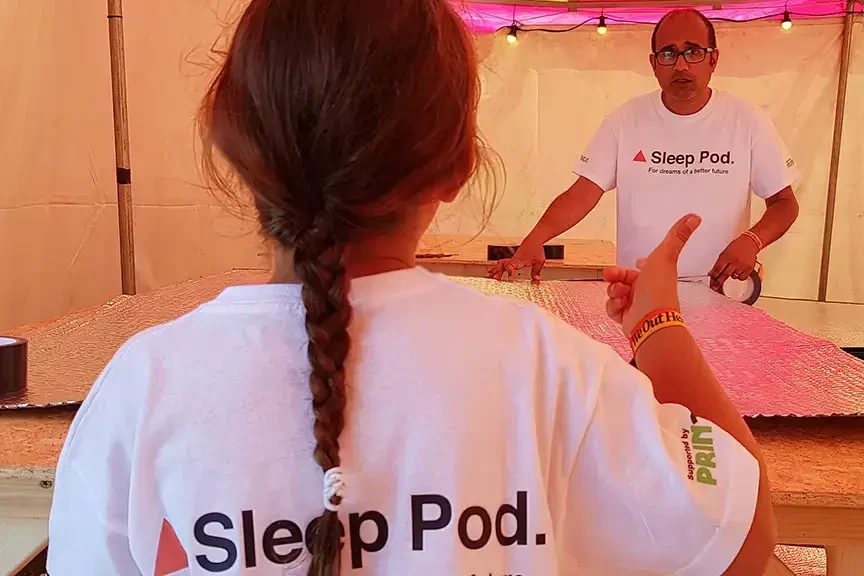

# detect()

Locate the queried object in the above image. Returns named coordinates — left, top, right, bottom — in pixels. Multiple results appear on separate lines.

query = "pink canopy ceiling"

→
left=456, top=0, right=858, bottom=33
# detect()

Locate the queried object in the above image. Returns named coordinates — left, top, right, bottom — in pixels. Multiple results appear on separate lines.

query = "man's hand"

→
left=488, top=240, right=546, bottom=282
left=709, top=235, right=759, bottom=291
left=604, top=214, right=702, bottom=334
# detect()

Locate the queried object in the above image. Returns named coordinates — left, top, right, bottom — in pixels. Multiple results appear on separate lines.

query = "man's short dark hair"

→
left=651, top=9, right=717, bottom=52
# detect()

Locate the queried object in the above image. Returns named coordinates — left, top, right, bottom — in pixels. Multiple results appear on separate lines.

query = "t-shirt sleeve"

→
left=558, top=338, right=759, bottom=575
left=47, top=346, right=142, bottom=574
left=750, top=107, right=799, bottom=199
left=574, top=111, right=620, bottom=192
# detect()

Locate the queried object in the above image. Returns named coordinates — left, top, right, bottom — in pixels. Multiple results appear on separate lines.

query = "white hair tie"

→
left=323, top=467, right=346, bottom=512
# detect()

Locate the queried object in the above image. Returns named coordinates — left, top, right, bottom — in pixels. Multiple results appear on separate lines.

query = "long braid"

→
left=201, top=1, right=485, bottom=573
left=293, top=217, right=351, bottom=576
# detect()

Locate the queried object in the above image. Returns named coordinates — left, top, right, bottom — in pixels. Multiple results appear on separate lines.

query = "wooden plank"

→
left=419, top=260, right=602, bottom=280
left=0, top=477, right=53, bottom=520
left=418, top=234, right=615, bottom=270
left=826, top=545, right=864, bottom=576
left=0, top=518, right=48, bottom=576
left=764, top=554, right=796, bottom=576
left=776, top=505, right=864, bottom=547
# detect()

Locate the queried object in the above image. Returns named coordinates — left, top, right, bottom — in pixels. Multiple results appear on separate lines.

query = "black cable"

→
left=523, top=20, right=600, bottom=33
left=497, top=8, right=856, bottom=36
left=493, top=1, right=861, bottom=37
left=497, top=17, right=600, bottom=34
left=604, top=7, right=853, bottom=24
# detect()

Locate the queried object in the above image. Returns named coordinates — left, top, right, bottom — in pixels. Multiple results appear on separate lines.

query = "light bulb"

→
left=597, top=15, right=608, bottom=36
left=781, top=11, right=792, bottom=30
left=507, top=24, right=518, bottom=44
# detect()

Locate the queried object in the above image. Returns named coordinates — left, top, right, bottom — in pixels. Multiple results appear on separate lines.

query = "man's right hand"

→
left=488, top=240, right=546, bottom=282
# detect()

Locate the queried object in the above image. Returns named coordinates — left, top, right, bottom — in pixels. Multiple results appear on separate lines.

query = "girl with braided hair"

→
left=48, top=0, right=775, bottom=574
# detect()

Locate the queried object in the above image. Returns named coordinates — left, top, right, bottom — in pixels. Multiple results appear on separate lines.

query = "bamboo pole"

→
left=107, top=0, right=137, bottom=295
left=817, top=0, right=857, bottom=302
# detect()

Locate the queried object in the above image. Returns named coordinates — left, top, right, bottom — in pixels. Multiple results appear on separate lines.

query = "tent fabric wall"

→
left=433, top=19, right=851, bottom=301
left=830, top=21, right=864, bottom=303
left=0, top=0, right=120, bottom=332
left=122, top=0, right=268, bottom=296
left=1, top=3, right=861, bottom=332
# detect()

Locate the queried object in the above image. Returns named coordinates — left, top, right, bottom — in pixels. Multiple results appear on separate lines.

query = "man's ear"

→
left=649, top=53, right=657, bottom=70
left=710, top=49, right=719, bottom=70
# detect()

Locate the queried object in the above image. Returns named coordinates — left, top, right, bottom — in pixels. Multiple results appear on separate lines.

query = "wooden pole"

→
left=107, top=0, right=137, bottom=295
left=817, top=0, right=857, bottom=302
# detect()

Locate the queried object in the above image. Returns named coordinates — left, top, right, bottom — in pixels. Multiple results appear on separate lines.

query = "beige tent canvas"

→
left=1, top=0, right=862, bottom=332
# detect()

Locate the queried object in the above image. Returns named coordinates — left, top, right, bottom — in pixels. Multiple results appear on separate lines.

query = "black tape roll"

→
left=719, top=269, right=763, bottom=306
left=0, top=337, right=27, bottom=396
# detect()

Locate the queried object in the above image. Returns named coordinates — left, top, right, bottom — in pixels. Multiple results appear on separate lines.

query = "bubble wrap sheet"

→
left=1, top=270, right=269, bottom=411
left=454, top=278, right=864, bottom=417
left=2, top=272, right=863, bottom=417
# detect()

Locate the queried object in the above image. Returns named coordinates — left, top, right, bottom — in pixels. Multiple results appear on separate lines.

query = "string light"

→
left=496, top=5, right=848, bottom=40
left=507, top=23, right=519, bottom=44
left=597, top=15, right=608, bottom=35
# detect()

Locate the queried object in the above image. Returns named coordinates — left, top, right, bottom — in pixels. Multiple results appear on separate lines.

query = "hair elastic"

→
left=323, top=467, right=346, bottom=512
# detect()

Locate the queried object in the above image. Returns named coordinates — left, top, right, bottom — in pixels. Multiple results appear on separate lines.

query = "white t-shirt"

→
left=576, top=90, right=799, bottom=277
left=48, top=268, right=758, bottom=575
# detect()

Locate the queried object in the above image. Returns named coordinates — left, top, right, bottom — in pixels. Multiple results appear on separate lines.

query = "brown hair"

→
left=199, top=0, right=482, bottom=573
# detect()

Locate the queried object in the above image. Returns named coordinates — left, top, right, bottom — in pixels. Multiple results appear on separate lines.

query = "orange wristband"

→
left=629, top=308, right=686, bottom=354
left=742, top=230, right=763, bottom=252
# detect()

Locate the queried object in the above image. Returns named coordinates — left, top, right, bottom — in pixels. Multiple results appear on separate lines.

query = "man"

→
left=490, top=9, right=799, bottom=290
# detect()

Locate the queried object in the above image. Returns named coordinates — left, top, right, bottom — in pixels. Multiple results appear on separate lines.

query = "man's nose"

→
left=673, top=55, right=690, bottom=71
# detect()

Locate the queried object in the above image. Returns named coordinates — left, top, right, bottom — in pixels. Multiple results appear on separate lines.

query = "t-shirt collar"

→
left=653, top=88, right=718, bottom=121
left=210, top=266, right=434, bottom=308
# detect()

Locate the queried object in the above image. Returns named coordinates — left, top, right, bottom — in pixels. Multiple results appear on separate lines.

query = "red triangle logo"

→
left=154, top=519, right=189, bottom=576
left=633, top=150, right=646, bottom=162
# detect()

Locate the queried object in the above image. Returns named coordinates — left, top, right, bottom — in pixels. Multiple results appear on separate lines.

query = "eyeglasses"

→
left=653, top=47, right=716, bottom=66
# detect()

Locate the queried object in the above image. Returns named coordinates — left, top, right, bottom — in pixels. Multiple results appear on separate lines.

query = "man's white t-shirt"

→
left=48, top=268, right=759, bottom=575
left=576, top=90, right=799, bottom=277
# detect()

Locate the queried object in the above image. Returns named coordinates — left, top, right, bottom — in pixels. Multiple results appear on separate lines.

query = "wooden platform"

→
left=417, top=234, right=615, bottom=279
left=758, top=298, right=864, bottom=349
left=2, top=270, right=863, bottom=575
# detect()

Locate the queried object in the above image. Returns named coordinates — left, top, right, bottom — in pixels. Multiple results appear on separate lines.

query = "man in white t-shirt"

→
left=490, top=8, right=800, bottom=289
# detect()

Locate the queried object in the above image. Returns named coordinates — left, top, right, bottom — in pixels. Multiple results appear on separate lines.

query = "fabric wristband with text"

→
left=742, top=230, right=763, bottom=252
left=629, top=308, right=686, bottom=353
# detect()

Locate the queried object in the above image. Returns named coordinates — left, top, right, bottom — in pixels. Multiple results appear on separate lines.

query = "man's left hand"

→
left=709, top=236, right=758, bottom=290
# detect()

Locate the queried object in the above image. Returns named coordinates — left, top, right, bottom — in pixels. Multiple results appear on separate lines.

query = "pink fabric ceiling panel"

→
left=456, top=1, right=857, bottom=33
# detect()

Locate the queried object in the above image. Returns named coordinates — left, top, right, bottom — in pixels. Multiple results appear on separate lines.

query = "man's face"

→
left=650, top=13, right=718, bottom=102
